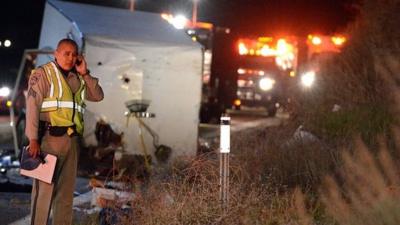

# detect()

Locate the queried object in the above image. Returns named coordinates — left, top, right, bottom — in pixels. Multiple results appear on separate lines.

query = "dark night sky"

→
left=0, top=0, right=356, bottom=81
left=67, top=0, right=356, bottom=35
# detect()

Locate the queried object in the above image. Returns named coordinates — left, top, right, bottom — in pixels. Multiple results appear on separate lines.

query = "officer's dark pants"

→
left=30, top=132, right=79, bottom=225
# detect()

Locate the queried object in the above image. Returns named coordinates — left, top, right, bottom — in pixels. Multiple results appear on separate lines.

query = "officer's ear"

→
left=54, top=48, right=61, bottom=61
left=54, top=50, right=58, bottom=61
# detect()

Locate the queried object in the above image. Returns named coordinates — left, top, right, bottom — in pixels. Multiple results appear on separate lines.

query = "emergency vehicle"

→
left=298, top=34, right=347, bottom=88
left=200, top=33, right=347, bottom=122
left=233, top=34, right=347, bottom=115
left=233, top=36, right=298, bottom=116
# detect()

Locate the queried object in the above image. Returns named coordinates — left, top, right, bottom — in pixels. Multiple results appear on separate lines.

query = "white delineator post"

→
left=219, top=115, right=230, bottom=211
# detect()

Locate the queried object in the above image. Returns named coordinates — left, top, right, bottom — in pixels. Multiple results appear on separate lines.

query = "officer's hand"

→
left=29, top=139, right=40, bottom=158
left=75, top=55, right=88, bottom=76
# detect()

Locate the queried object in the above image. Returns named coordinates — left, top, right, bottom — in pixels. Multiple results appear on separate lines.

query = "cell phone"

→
left=76, top=59, right=82, bottom=66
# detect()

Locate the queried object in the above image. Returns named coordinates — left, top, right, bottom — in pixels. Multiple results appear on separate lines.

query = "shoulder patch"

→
left=29, top=75, right=40, bottom=86
left=29, top=67, right=45, bottom=86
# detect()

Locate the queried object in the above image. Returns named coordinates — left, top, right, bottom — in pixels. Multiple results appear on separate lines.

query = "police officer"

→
left=26, top=38, right=104, bottom=225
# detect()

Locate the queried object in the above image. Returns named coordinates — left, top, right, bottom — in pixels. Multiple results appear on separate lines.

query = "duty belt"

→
left=39, top=121, right=78, bottom=137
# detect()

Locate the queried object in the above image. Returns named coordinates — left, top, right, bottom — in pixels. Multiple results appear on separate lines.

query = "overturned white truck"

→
left=18, top=0, right=203, bottom=161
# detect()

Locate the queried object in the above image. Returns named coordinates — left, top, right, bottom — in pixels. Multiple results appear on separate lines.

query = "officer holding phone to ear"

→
left=26, top=38, right=104, bottom=225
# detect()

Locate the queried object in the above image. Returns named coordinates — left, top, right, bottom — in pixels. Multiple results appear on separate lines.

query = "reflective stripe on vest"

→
left=40, top=62, right=86, bottom=134
left=41, top=101, right=85, bottom=113
left=43, top=64, right=55, bottom=98
left=50, top=62, right=63, bottom=99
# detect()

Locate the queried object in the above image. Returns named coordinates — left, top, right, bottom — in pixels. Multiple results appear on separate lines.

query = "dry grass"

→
left=84, top=124, right=337, bottom=225
left=319, top=131, right=400, bottom=225
left=81, top=125, right=335, bottom=225
left=85, top=129, right=400, bottom=224
left=231, top=125, right=340, bottom=192
left=129, top=153, right=300, bottom=225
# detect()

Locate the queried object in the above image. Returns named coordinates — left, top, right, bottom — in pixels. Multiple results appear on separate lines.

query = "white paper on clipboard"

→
left=20, top=148, right=57, bottom=184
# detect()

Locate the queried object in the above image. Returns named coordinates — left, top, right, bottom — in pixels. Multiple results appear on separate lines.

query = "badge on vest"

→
left=67, top=127, right=75, bottom=136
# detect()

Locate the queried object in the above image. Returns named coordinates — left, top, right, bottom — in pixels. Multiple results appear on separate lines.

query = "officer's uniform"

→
left=26, top=61, right=103, bottom=225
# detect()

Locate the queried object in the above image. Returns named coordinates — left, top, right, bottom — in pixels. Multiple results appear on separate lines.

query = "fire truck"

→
left=200, top=33, right=347, bottom=122
left=232, top=34, right=347, bottom=115
left=233, top=36, right=298, bottom=116
left=299, top=34, right=347, bottom=87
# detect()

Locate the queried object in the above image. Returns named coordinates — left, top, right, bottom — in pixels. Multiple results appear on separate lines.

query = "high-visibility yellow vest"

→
left=39, top=61, right=86, bottom=135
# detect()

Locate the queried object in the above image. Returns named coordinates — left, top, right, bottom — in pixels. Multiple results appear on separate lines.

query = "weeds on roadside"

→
left=318, top=130, right=400, bottom=225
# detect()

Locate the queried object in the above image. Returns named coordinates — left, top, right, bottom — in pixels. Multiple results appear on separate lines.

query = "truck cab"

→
left=233, top=37, right=298, bottom=116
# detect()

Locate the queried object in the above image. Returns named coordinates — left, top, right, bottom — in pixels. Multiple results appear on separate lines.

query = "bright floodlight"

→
left=171, top=15, right=187, bottom=29
left=311, top=36, right=322, bottom=45
left=0, top=87, right=11, bottom=97
left=259, top=77, right=275, bottom=91
left=4, top=40, right=11, bottom=47
left=301, top=71, right=316, bottom=87
left=237, top=68, right=245, bottom=74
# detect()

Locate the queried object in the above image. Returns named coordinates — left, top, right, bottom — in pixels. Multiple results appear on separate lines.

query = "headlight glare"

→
left=301, top=71, right=316, bottom=87
left=0, top=87, right=10, bottom=97
left=259, top=77, right=275, bottom=91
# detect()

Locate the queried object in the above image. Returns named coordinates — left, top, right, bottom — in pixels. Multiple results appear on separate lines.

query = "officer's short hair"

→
left=57, top=38, right=78, bottom=52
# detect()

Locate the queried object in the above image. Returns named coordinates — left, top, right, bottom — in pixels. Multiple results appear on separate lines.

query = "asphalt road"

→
left=1, top=177, right=92, bottom=225
left=0, top=116, right=14, bottom=150
left=199, top=109, right=288, bottom=140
